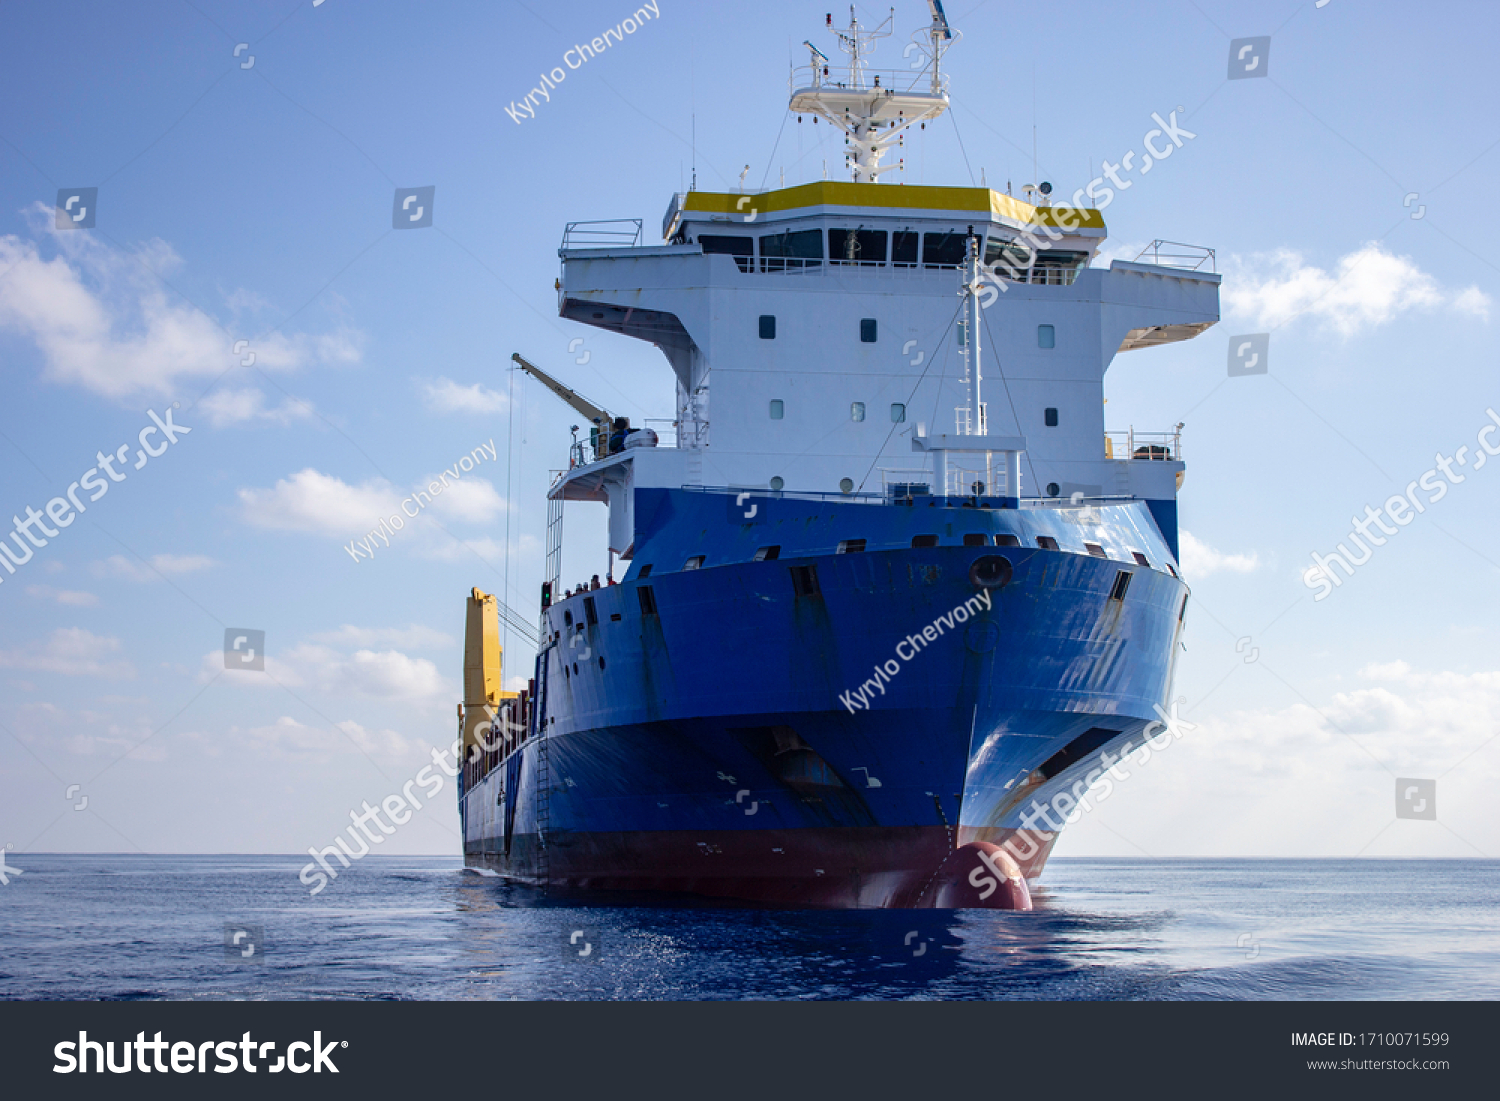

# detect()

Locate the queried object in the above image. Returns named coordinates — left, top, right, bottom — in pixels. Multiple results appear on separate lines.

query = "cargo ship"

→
left=457, top=3, right=1218, bottom=908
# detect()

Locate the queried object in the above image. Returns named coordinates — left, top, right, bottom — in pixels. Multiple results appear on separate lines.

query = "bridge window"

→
left=769, top=399, right=784, bottom=420
left=923, top=231, right=966, bottom=268
left=1038, top=324, right=1055, bottom=348
left=892, top=231, right=919, bottom=267
left=1045, top=407, right=1059, bottom=427
left=700, top=235, right=754, bottom=273
left=829, top=228, right=887, bottom=265
left=851, top=401, right=866, bottom=421
left=760, top=229, right=822, bottom=272
left=860, top=319, right=878, bottom=343
left=759, top=315, right=776, bottom=339
left=890, top=403, right=906, bottom=423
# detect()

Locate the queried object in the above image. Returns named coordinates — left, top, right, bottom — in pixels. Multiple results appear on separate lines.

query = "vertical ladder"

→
left=532, top=648, right=551, bottom=894
left=543, top=492, right=563, bottom=621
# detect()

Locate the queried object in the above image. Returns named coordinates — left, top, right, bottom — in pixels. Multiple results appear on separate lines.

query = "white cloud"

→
left=1178, top=530, right=1258, bottom=576
left=199, top=387, right=317, bottom=427
left=0, top=207, right=362, bottom=400
left=25, top=585, right=99, bottom=606
left=0, top=628, right=134, bottom=678
left=309, top=625, right=455, bottom=650
left=91, top=553, right=214, bottom=582
left=1223, top=243, right=1491, bottom=336
left=428, top=476, right=506, bottom=522
left=203, top=640, right=449, bottom=702
left=237, top=469, right=402, bottom=536
left=422, top=377, right=508, bottom=414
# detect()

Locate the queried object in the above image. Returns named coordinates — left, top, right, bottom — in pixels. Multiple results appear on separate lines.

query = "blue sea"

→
left=2, top=855, right=1496, bottom=1000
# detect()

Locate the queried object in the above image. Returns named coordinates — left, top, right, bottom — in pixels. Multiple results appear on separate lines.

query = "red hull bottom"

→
left=466, top=826, right=1057, bottom=909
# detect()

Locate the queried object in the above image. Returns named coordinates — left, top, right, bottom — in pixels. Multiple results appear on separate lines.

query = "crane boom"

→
left=511, top=353, right=613, bottom=429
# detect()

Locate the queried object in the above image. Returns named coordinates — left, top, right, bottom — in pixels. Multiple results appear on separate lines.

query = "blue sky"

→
left=1, top=0, right=1497, bottom=871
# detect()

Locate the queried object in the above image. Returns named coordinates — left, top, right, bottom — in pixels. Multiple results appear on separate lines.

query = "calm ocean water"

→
left=1, top=855, right=1496, bottom=1000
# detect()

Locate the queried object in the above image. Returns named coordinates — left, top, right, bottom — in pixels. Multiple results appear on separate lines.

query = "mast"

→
left=789, top=2, right=958, bottom=183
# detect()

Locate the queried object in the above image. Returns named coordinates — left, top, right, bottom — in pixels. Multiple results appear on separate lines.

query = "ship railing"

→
left=561, top=219, right=644, bottom=251
left=643, top=419, right=679, bottom=448
left=684, top=484, right=888, bottom=506
left=1021, top=494, right=1137, bottom=509
left=1105, top=426, right=1183, bottom=462
left=790, top=64, right=949, bottom=98
left=1131, top=240, right=1216, bottom=273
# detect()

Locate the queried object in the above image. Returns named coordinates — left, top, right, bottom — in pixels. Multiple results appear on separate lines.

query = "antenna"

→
left=691, top=113, right=697, bottom=191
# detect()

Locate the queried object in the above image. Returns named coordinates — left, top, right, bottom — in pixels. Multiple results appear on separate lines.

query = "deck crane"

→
left=510, top=352, right=623, bottom=461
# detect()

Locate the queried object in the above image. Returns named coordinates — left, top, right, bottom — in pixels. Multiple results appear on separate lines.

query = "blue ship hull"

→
left=461, top=489, right=1187, bottom=907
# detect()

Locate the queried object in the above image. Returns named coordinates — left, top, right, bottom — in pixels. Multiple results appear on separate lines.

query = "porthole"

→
left=770, top=476, right=784, bottom=491
left=968, top=555, right=1013, bottom=589
left=839, top=477, right=854, bottom=494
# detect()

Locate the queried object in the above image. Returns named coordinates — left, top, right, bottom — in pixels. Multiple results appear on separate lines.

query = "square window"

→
left=1085, top=542, right=1107, bottom=558
left=637, top=564, right=652, bottom=578
left=683, top=555, right=704, bottom=570
left=995, top=534, right=1021, bottom=547
left=1044, top=407, right=1059, bottom=427
left=753, top=545, right=780, bottom=561
left=1036, top=536, right=1060, bottom=551
left=892, top=231, right=919, bottom=266
left=769, top=399, right=784, bottom=420
left=759, top=315, right=776, bottom=339
left=1131, top=551, right=1150, bottom=567
left=851, top=402, right=866, bottom=422
left=890, top=403, right=906, bottom=423
left=912, top=535, right=939, bottom=548
left=837, top=539, right=866, bottom=553
left=963, top=534, right=987, bottom=546
left=860, top=318, right=878, bottom=343
left=1038, top=324, right=1055, bottom=349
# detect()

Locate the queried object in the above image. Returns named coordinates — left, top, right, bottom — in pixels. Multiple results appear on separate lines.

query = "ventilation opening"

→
left=583, top=596, right=598, bottom=626
left=637, top=586, right=658, bottom=616
left=1131, top=552, right=1150, bottom=567
left=683, top=555, right=705, bottom=570
left=1038, top=727, right=1120, bottom=780
left=912, top=534, right=939, bottom=548
left=1179, top=594, right=1189, bottom=622
left=1109, top=570, right=1132, bottom=602
left=609, top=613, right=622, bottom=622
left=1036, top=536, right=1060, bottom=551
left=995, top=534, right=1021, bottom=547
left=790, top=564, right=821, bottom=597
left=1085, top=542, right=1107, bottom=558
left=836, top=539, right=866, bottom=553
left=962, top=533, right=988, bottom=547
left=754, top=545, right=781, bottom=561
